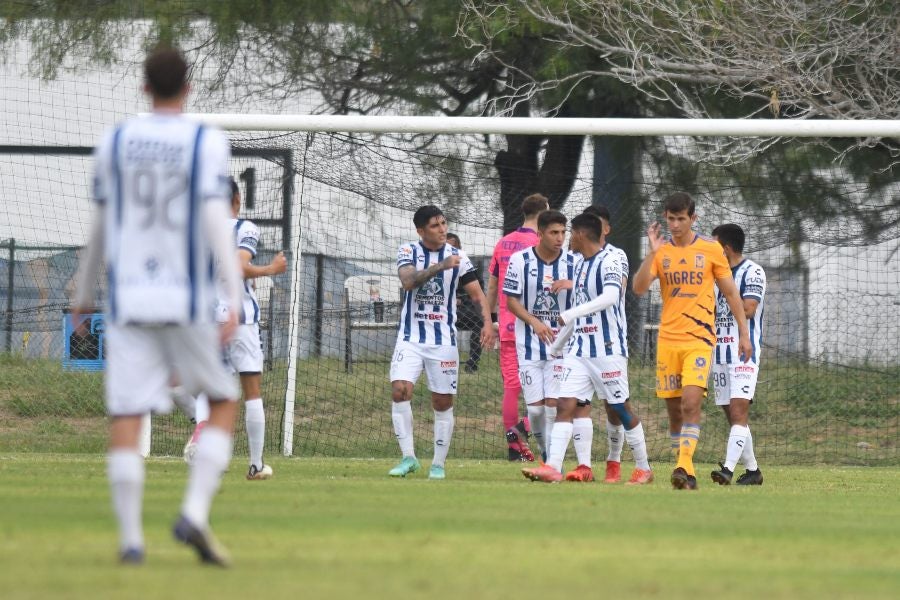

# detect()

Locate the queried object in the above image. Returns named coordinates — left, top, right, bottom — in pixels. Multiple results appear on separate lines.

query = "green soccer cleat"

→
left=388, top=456, right=421, bottom=477
left=428, top=464, right=446, bottom=480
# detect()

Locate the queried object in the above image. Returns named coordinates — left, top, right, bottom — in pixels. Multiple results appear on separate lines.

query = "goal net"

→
left=2, top=113, right=898, bottom=463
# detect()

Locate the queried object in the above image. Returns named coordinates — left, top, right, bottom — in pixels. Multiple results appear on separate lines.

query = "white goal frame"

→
left=184, top=115, right=900, bottom=456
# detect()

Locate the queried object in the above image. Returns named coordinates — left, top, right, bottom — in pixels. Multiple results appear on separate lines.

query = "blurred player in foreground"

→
left=72, top=46, right=242, bottom=566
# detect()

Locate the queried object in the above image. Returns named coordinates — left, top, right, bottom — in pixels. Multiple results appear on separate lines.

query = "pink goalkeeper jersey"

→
left=489, top=227, right=539, bottom=342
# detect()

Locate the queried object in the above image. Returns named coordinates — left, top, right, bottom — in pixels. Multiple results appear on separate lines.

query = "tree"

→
left=460, top=0, right=900, bottom=161
left=0, top=0, right=615, bottom=231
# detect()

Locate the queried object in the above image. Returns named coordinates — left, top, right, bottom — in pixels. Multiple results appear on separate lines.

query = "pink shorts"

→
left=500, top=340, right=520, bottom=389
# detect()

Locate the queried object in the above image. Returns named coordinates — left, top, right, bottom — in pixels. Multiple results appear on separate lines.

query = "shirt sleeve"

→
left=237, top=221, right=260, bottom=258
left=743, top=264, right=766, bottom=301
left=396, top=243, right=414, bottom=269
left=458, top=249, right=476, bottom=276
left=489, top=243, right=500, bottom=278
left=710, top=243, right=731, bottom=281
left=502, top=252, right=524, bottom=297
left=92, top=127, right=116, bottom=206
left=601, top=254, right=623, bottom=290
left=198, top=127, right=232, bottom=204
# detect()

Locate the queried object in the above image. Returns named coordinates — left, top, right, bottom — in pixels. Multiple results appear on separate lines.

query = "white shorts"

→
left=559, top=354, right=630, bottom=405
left=712, top=362, right=759, bottom=406
left=518, top=358, right=564, bottom=405
left=226, top=323, right=264, bottom=374
left=389, top=340, right=459, bottom=395
left=105, top=323, right=237, bottom=417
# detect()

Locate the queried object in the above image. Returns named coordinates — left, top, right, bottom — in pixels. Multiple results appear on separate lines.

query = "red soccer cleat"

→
left=522, top=464, right=563, bottom=483
left=564, top=464, right=594, bottom=482
left=604, top=460, right=622, bottom=484
left=625, top=468, right=654, bottom=485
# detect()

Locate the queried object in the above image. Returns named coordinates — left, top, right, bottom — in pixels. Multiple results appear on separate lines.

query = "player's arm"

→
left=717, top=274, right=752, bottom=362
left=397, top=255, right=459, bottom=292
left=632, top=222, right=663, bottom=296
left=204, top=200, right=243, bottom=343
left=558, top=284, right=619, bottom=326
left=71, top=204, right=105, bottom=334
left=240, top=250, right=287, bottom=279
left=463, top=278, right=496, bottom=348
left=743, top=297, right=760, bottom=318
left=485, top=274, right=499, bottom=313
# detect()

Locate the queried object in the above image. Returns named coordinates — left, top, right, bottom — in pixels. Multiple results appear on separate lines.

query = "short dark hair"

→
left=712, top=223, right=745, bottom=253
left=446, top=232, right=461, bottom=247
left=521, top=193, right=549, bottom=218
left=663, top=191, right=695, bottom=216
left=537, top=209, right=567, bottom=231
left=229, top=177, right=239, bottom=198
left=570, top=212, right=603, bottom=242
left=582, top=204, right=611, bottom=222
left=413, top=205, right=444, bottom=229
left=144, top=46, right=189, bottom=99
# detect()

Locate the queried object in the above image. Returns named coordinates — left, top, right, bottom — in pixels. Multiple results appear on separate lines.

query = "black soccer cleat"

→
left=710, top=463, right=734, bottom=485
left=736, top=468, right=764, bottom=486
left=671, top=467, right=698, bottom=491
left=173, top=515, right=231, bottom=567
left=505, top=420, right=530, bottom=445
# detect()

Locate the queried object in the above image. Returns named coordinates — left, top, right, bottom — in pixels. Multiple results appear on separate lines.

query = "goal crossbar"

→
left=183, top=114, right=900, bottom=138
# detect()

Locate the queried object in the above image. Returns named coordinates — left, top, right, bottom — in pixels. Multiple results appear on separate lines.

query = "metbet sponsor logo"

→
left=440, top=361, right=457, bottom=368
left=601, top=371, right=622, bottom=379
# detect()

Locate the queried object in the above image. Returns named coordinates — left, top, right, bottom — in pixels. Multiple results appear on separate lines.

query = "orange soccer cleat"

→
left=603, top=460, right=622, bottom=483
left=564, top=464, right=595, bottom=482
left=522, top=464, right=563, bottom=483
left=625, top=468, right=654, bottom=485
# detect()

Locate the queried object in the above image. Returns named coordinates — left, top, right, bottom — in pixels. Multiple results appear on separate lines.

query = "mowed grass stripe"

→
left=1, top=455, right=898, bottom=599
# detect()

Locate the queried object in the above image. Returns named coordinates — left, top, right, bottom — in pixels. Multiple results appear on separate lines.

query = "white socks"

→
left=572, top=417, right=593, bottom=468
left=432, top=408, right=454, bottom=468
left=245, top=398, right=266, bottom=469
left=526, top=404, right=547, bottom=455
left=547, top=422, right=573, bottom=472
left=624, top=422, right=651, bottom=471
left=606, top=422, right=625, bottom=462
left=392, top=401, right=415, bottom=457
left=181, top=425, right=233, bottom=529
left=107, top=449, right=145, bottom=551
left=742, top=427, right=759, bottom=471
left=724, top=424, right=750, bottom=471
left=544, top=405, right=557, bottom=456
left=194, top=393, right=210, bottom=423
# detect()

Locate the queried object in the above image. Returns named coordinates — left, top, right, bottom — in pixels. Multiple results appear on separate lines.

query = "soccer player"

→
left=389, top=205, right=496, bottom=480
left=633, top=192, right=752, bottom=490
left=709, top=224, right=765, bottom=486
left=184, top=181, right=287, bottom=477
left=523, top=213, right=653, bottom=484
left=582, top=204, right=634, bottom=483
left=502, top=210, right=573, bottom=461
left=486, top=193, right=549, bottom=461
left=72, top=46, right=242, bottom=565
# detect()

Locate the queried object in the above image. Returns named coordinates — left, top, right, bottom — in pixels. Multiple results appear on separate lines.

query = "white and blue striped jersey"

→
left=396, top=241, right=477, bottom=346
left=605, top=242, right=629, bottom=333
left=502, top=248, right=575, bottom=361
left=92, top=113, right=232, bottom=325
left=715, top=258, right=766, bottom=364
left=569, top=250, right=628, bottom=358
left=231, top=218, right=261, bottom=324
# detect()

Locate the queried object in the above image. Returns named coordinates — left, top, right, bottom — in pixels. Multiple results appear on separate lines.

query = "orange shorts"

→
left=655, top=342, right=713, bottom=399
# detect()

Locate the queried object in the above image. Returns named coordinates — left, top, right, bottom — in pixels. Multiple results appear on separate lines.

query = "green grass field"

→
left=2, top=455, right=898, bottom=599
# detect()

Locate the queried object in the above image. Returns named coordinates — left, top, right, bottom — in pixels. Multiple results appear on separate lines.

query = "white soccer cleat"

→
left=246, top=463, right=273, bottom=480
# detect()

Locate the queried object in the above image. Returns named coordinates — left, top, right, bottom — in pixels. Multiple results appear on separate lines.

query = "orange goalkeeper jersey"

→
left=651, top=234, right=731, bottom=347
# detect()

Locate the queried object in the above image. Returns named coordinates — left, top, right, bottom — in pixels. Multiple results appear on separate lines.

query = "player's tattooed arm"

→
left=398, top=255, right=459, bottom=291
